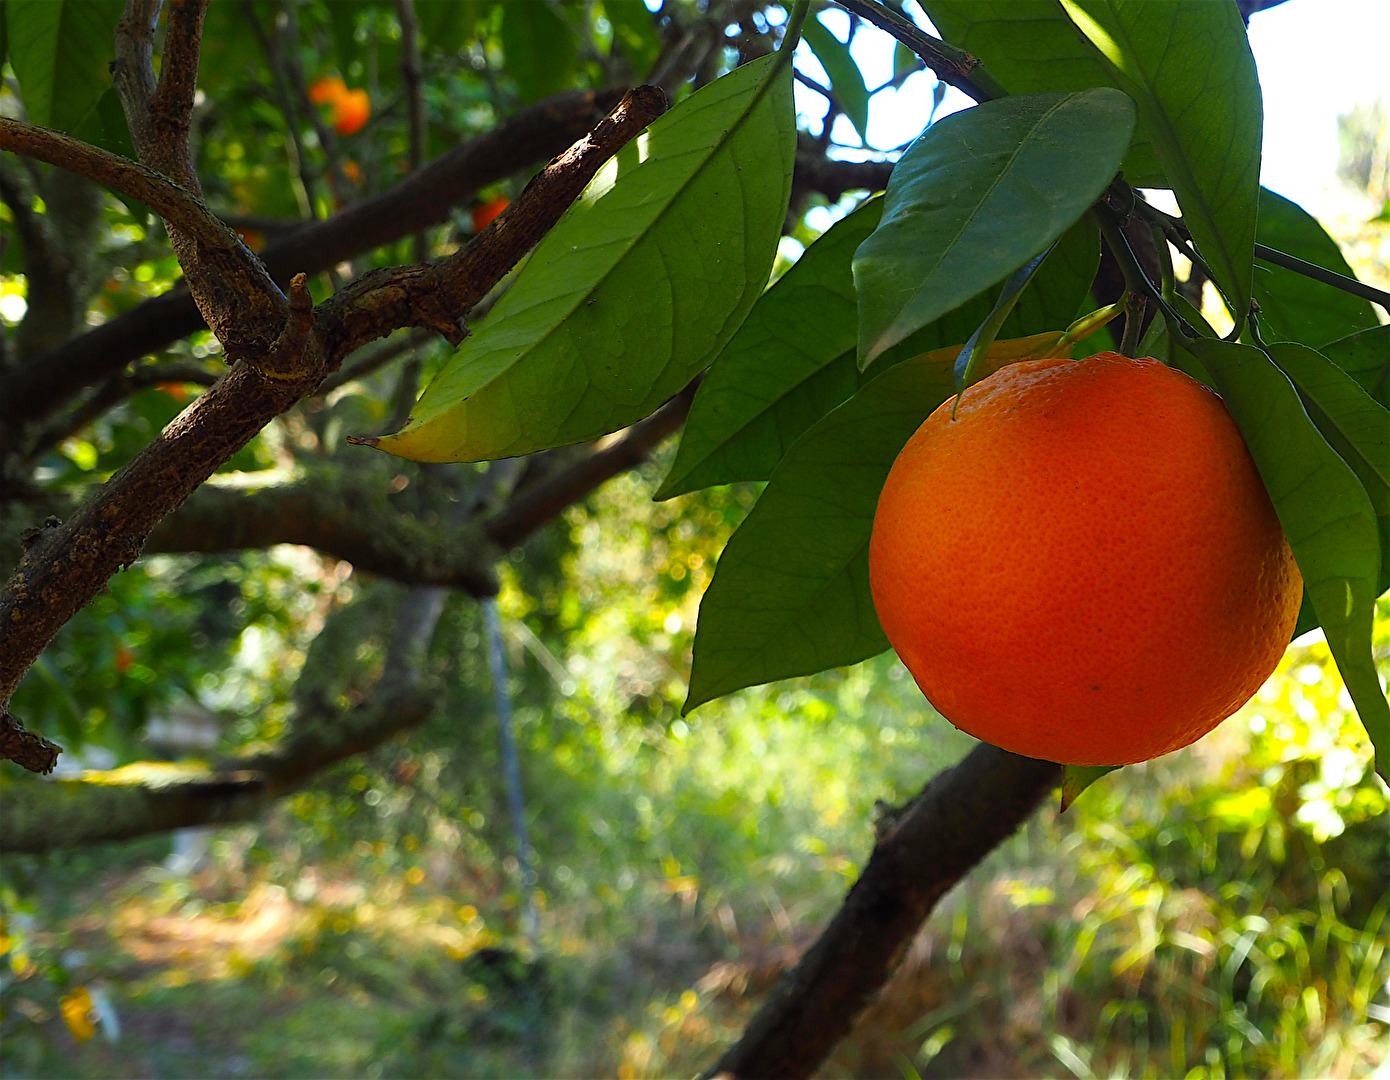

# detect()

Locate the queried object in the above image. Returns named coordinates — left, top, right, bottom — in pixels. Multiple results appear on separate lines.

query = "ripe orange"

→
left=308, top=76, right=347, bottom=106
left=868, top=353, right=1302, bottom=766
left=472, top=194, right=510, bottom=232
left=333, top=88, right=371, bottom=136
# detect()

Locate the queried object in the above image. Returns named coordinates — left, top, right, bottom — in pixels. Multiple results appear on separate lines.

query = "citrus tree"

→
left=0, top=0, right=1386, bottom=1075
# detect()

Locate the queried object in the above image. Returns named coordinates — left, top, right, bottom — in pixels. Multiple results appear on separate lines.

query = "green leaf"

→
left=918, top=0, right=1165, bottom=185
left=998, top=215, right=1101, bottom=339
left=6, top=0, right=121, bottom=131
left=955, top=248, right=1053, bottom=393
left=1060, top=764, right=1118, bottom=811
left=684, top=352, right=960, bottom=713
left=854, top=88, right=1135, bottom=367
left=1184, top=337, right=1388, bottom=780
left=417, top=0, right=481, bottom=55
left=1266, top=342, right=1390, bottom=595
left=802, top=15, right=871, bottom=144
left=1058, top=0, right=1261, bottom=324
left=657, top=198, right=996, bottom=499
left=373, top=53, right=795, bottom=462
left=501, top=0, right=577, bottom=103
left=1320, top=324, right=1390, bottom=407
left=1253, top=189, right=1379, bottom=348
left=603, top=0, right=662, bottom=77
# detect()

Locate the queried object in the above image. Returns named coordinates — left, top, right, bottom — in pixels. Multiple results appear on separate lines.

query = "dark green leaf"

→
left=501, top=0, right=577, bottom=103
left=802, top=15, right=871, bottom=144
left=1184, top=337, right=1388, bottom=780
left=603, top=0, right=662, bottom=76
left=684, top=352, right=960, bottom=712
left=1267, top=342, right=1390, bottom=595
left=854, top=88, right=1135, bottom=366
left=955, top=247, right=1052, bottom=392
left=1060, top=764, right=1118, bottom=811
left=918, top=0, right=1165, bottom=184
left=893, top=41, right=918, bottom=81
left=1311, top=325, right=1390, bottom=408
left=417, top=0, right=481, bottom=54
left=999, top=215, right=1101, bottom=339
left=658, top=198, right=996, bottom=499
left=6, top=0, right=121, bottom=131
left=1058, top=0, right=1261, bottom=324
left=1253, top=189, right=1379, bottom=348
left=374, top=53, right=795, bottom=462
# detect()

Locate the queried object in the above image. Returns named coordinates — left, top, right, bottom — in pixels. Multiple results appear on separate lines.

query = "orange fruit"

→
left=333, top=88, right=371, bottom=136
left=308, top=76, right=347, bottom=106
left=868, top=353, right=1302, bottom=766
left=471, top=194, right=510, bottom=232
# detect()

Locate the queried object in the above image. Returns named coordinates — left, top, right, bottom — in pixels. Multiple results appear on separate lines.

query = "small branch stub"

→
left=0, top=710, right=61, bottom=773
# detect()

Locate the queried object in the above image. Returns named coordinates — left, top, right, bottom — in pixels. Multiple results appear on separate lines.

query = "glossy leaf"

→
left=656, top=199, right=994, bottom=498
left=918, top=0, right=1165, bottom=185
left=854, top=88, right=1134, bottom=367
left=1058, top=0, right=1261, bottom=323
left=6, top=0, right=121, bottom=132
left=374, top=53, right=795, bottom=462
left=1321, top=324, right=1390, bottom=408
left=802, top=15, right=871, bottom=144
left=1184, top=338, right=1388, bottom=780
left=501, top=0, right=577, bottom=103
left=1267, top=342, right=1390, bottom=595
left=1253, top=189, right=1379, bottom=348
left=955, top=248, right=1052, bottom=393
left=998, top=215, right=1101, bottom=339
left=685, top=352, right=961, bottom=712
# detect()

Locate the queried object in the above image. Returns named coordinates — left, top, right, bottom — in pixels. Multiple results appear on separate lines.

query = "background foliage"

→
left=0, top=0, right=1386, bottom=1077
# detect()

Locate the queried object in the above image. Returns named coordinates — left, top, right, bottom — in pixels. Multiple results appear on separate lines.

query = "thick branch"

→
left=145, top=476, right=499, bottom=596
left=708, top=744, right=1062, bottom=1079
left=2, top=89, right=627, bottom=431
left=146, top=0, right=208, bottom=189
left=0, top=676, right=435, bottom=852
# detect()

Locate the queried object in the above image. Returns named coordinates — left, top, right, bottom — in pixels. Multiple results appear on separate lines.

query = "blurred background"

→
left=0, top=1, right=1386, bottom=1077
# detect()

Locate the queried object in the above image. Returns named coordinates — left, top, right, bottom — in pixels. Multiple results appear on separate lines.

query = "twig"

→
left=25, top=362, right=223, bottom=460
left=831, top=0, right=1005, bottom=102
left=316, top=85, right=669, bottom=361
left=1134, top=198, right=1390, bottom=314
left=3, top=88, right=627, bottom=432
left=0, top=119, right=226, bottom=247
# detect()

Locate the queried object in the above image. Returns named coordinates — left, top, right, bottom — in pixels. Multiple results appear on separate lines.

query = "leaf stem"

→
left=1119, top=292, right=1147, bottom=357
left=1134, top=198, right=1390, bottom=314
left=1094, top=207, right=1199, bottom=342
left=779, top=0, right=813, bottom=59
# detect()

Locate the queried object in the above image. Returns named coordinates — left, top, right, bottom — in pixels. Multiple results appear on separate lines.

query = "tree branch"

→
left=0, top=90, right=668, bottom=770
left=314, top=85, right=669, bottom=360
left=0, top=119, right=226, bottom=246
left=1, top=89, right=628, bottom=434
left=707, top=744, right=1062, bottom=1079
left=144, top=474, right=499, bottom=596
